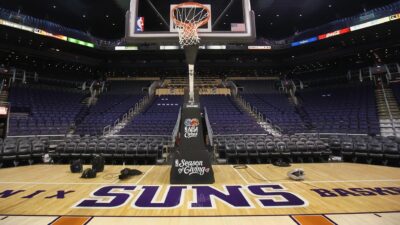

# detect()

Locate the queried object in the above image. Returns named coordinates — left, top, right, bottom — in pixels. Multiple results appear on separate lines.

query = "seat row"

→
left=50, top=141, right=163, bottom=164
left=0, top=140, right=46, bottom=166
left=220, top=140, right=331, bottom=164
left=341, top=141, right=400, bottom=166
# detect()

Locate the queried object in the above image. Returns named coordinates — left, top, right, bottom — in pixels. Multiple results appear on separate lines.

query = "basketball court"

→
left=1, top=163, right=400, bottom=225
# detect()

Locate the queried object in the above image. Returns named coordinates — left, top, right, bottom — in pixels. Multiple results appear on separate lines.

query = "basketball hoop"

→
left=171, top=2, right=211, bottom=47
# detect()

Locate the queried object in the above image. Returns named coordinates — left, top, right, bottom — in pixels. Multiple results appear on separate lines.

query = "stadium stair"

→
left=81, top=96, right=94, bottom=106
left=105, top=95, right=152, bottom=136
left=235, top=95, right=281, bottom=136
left=290, top=96, right=317, bottom=132
left=376, top=85, right=400, bottom=137
left=0, top=89, right=9, bottom=102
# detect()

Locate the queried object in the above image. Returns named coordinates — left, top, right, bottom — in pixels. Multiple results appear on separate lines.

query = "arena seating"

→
left=298, top=84, right=380, bottom=134
left=201, top=95, right=266, bottom=135
left=214, top=134, right=331, bottom=164
left=391, top=82, right=400, bottom=105
left=50, top=135, right=171, bottom=164
left=0, top=135, right=171, bottom=166
left=75, top=94, right=143, bottom=135
left=0, top=137, right=48, bottom=166
left=334, top=135, right=399, bottom=166
left=1, top=134, right=398, bottom=167
left=8, top=84, right=86, bottom=136
left=119, top=95, right=182, bottom=136
left=2, top=80, right=399, bottom=168
left=105, top=80, right=151, bottom=94
left=241, top=93, right=308, bottom=133
left=234, top=80, right=277, bottom=93
left=74, top=80, right=149, bottom=136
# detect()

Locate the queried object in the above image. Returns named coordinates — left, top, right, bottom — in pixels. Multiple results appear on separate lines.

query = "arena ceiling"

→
left=0, top=0, right=397, bottom=40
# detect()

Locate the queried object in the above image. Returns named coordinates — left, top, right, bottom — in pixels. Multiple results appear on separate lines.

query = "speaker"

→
left=81, top=168, right=97, bottom=179
left=92, top=155, right=105, bottom=172
left=70, top=159, right=83, bottom=173
left=287, top=168, right=305, bottom=181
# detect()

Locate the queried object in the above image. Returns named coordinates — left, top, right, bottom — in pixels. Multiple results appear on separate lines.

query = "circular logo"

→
left=191, top=119, right=199, bottom=127
left=184, top=119, right=192, bottom=127
left=185, top=118, right=199, bottom=127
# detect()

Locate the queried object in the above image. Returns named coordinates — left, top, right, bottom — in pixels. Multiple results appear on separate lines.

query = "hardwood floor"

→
left=0, top=163, right=399, bottom=224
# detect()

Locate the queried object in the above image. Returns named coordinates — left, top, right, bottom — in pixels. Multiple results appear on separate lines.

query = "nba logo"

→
left=136, top=17, right=144, bottom=32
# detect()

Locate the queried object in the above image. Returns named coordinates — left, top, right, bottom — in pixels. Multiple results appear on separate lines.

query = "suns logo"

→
left=74, top=184, right=308, bottom=209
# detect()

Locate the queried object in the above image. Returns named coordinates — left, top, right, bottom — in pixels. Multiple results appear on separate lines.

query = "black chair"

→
left=287, top=141, right=299, bottom=162
left=315, top=140, right=327, bottom=162
left=147, top=143, right=160, bottom=160
left=17, top=142, right=32, bottom=162
left=297, top=141, right=309, bottom=162
left=115, top=143, right=128, bottom=160
left=262, top=142, right=274, bottom=163
left=104, top=142, right=118, bottom=160
left=51, top=141, right=66, bottom=162
left=301, top=141, right=314, bottom=162
left=235, top=142, right=248, bottom=163
left=137, top=143, right=148, bottom=162
left=383, top=142, right=399, bottom=166
left=31, top=141, right=45, bottom=160
left=368, top=142, right=383, bottom=164
left=126, top=143, right=138, bottom=161
left=329, top=138, right=342, bottom=156
left=96, top=142, right=107, bottom=156
left=83, top=142, right=97, bottom=159
left=225, top=142, right=236, bottom=162
left=256, top=142, right=267, bottom=162
left=76, top=142, right=88, bottom=155
left=279, top=141, right=291, bottom=162
left=217, top=138, right=227, bottom=158
left=246, top=141, right=257, bottom=162
left=61, top=142, right=77, bottom=159
left=341, top=141, right=354, bottom=162
left=3, top=143, right=17, bottom=164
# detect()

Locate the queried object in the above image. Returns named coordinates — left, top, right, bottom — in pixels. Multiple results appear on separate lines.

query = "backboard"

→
left=125, top=0, right=256, bottom=44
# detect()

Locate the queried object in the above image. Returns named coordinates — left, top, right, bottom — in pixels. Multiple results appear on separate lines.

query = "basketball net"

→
left=172, top=3, right=210, bottom=47
left=178, top=24, right=200, bottom=47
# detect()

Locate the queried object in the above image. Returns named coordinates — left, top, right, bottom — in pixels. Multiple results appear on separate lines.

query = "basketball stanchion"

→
left=171, top=2, right=211, bottom=106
